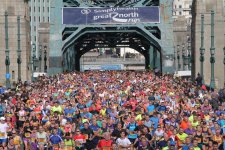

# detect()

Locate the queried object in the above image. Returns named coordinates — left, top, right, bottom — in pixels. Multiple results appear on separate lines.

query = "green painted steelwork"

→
left=210, top=10, right=215, bottom=89
left=5, top=11, right=10, bottom=89
left=17, top=16, right=22, bottom=81
left=49, top=0, right=174, bottom=74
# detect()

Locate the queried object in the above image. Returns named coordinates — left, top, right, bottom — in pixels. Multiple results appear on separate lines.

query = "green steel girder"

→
left=62, top=28, right=161, bottom=54
left=62, top=26, right=161, bottom=52
left=63, top=0, right=159, bottom=7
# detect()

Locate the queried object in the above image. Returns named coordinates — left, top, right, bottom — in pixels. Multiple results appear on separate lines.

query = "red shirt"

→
left=98, top=139, right=113, bottom=150
left=74, top=134, right=86, bottom=141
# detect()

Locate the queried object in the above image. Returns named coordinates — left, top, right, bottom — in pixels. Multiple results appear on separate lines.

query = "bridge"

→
left=48, top=0, right=175, bottom=74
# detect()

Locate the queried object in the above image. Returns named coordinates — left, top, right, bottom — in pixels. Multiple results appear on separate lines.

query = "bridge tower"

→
left=49, top=0, right=174, bottom=74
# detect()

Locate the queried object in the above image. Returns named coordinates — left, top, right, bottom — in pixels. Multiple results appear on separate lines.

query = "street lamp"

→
left=32, top=43, right=36, bottom=81
left=210, top=10, right=215, bottom=89
left=174, top=46, right=176, bottom=72
left=187, top=35, right=191, bottom=70
left=188, top=43, right=191, bottom=70
left=182, top=43, right=185, bottom=70
left=17, top=16, right=22, bottom=81
left=200, top=14, right=205, bottom=84
left=177, top=45, right=181, bottom=71
left=44, top=46, right=47, bottom=73
left=39, top=45, right=42, bottom=72
left=5, top=11, right=11, bottom=89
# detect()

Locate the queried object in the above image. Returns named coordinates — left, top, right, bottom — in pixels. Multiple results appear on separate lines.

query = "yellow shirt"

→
left=100, top=109, right=106, bottom=116
left=135, top=114, right=142, bottom=121
left=194, top=147, right=201, bottom=150
left=191, top=121, right=199, bottom=127
left=52, top=106, right=62, bottom=113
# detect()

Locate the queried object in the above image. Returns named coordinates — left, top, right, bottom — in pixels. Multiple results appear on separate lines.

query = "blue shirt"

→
left=150, top=117, right=159, bottom=129
left=89, top=124, right=100, bottom=131
left=147, top=105, right=155, bottom=113
left=64, top=108, right=75, bottom=118
left=49, top=134, right=62, bottom=144
left=127, top=123, right=137, bottom=139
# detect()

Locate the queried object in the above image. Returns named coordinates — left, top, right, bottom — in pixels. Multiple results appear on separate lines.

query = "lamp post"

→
left=32, top=43, right=36, bottom=81
left=5, top=11, right=10, bottom=89
left=39, top=45, right=42, bottom=72
left=210, top=10, right=215, bottom=89
left=177, top=45, right=181, bottom=71
left=187, top=35, right=191, bottom=70
left=188, top=44, right=191, bottom=70
left=44, top=46, right=47, bottom=73
left=174, top=46, right=176, bottom=72
left=200, top=14, right=205, bottom=84
left=17, top=16, right=22, bottom=81
left=182, top=43, right=185, bottom=70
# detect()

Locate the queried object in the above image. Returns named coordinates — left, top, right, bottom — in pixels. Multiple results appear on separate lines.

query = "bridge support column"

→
left=75, top=53, right=80, bottom=71
left=145, top=50, right=150, bottom=70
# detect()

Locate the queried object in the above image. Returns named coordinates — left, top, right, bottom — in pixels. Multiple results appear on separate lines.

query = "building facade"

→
left=173, top=0, right=193, bottom=19
left=0, top=0, right=31, bottom=86
left=192, top=0, right=225, bottom=88
left=173, top=0, right=193, bottom=72
left=29, top=0, right=50, bottom=72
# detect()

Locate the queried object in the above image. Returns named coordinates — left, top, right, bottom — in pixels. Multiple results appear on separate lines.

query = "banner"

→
left=62, top=7, right=160, bottom=25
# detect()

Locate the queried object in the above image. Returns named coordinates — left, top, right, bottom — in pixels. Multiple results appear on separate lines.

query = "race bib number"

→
left=67, top=113, right=73, bottom=117
left=0, top=132, right=5, bottom=137
left=19, top=116, right=25, bottom=121
left=38, top=138, right=45, bottom=143
left=25, top=133, right=30, bottom=138
left=31, top=138, right=35, bottom=142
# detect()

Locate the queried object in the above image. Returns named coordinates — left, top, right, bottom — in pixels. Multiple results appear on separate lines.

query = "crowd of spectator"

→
left=0, top=70, right=224, bottom=150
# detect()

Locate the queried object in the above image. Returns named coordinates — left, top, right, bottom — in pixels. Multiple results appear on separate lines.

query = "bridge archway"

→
left=62, top=27, right=162, bottom=72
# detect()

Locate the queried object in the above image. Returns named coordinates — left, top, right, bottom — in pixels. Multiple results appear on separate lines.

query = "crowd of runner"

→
left=0, top=70, right=224, bottom=150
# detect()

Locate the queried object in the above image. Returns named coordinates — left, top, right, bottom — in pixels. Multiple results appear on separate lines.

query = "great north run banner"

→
left=62, top=7, right=160, bottom=25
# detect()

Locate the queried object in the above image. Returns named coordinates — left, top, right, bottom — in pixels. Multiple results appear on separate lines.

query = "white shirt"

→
left=0, top=122, right=9, bottom=139
left=116, top=137, right=131, bottom=147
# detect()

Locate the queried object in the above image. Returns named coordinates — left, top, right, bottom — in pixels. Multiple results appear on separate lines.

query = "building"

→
left=29, top=0, right=50, bottom=72
left=192, top=0, right=225, bottom=88
left=173, top=0, right=193, bottom=19
left=173, top=0, right=193, bottom=72
left=0, top=0, right=31, bottom=86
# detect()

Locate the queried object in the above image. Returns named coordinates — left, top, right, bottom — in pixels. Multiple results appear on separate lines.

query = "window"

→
left=34, top=7, right=35, bottom=12
left=29, top=7, right=31, bottom=12
left=179, top=11, right=182, bottom=15
left=48, top=17, right=50, bottom=22
left=34, top=16, right=36, bottom=22
left=48, top=7, right=49, bottom=12
left=39, top=17, right=40, bottom=22
left=175, top=5, right=176, bottom=9
left=39, top=7, right=40, bottom=12
left=34, top=26, right=36, bottom=31
left=189, top=5, right=192, bottom=8
left=34, top=36, right=36, bottom=41
left=179, top=5, right=182, bottom=8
